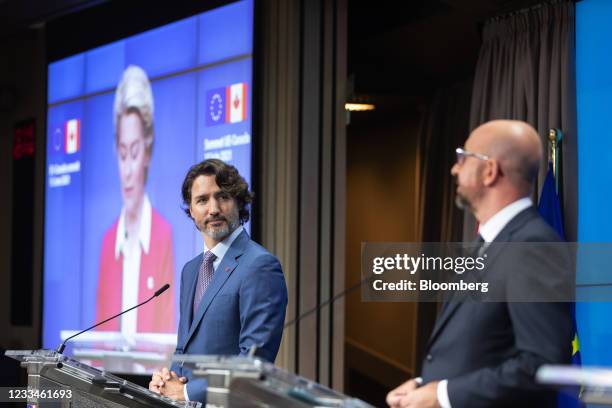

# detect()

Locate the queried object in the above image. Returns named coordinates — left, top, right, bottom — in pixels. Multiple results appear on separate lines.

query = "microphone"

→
left=282, top=251, right=468, bottom=329
left=284, top=277, right=373, bottom=329
left=155, top=283, right=171, bottom=297
left=56, top=283, right=171, bottom=354
left=283, top=243, right=485, bottom=329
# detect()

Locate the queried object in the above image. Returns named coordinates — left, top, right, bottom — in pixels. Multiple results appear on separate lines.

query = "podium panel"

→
left=6, top=349, right=201, bottom=408
left=537, top=364, right=612, bottom=406
left=174, top=355, right=374, bottom=408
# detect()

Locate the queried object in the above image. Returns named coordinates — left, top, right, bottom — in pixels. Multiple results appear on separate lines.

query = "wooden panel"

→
left=258, top=0, right=301, bottom=371
left=332, top=0, right=347, bottom=391
left=345, top=116, right=422, bottom=382
left=259, top=0, right=347, bottom=389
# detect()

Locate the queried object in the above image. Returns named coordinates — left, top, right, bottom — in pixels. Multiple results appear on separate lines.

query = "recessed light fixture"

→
left=345, top=102, right=375, bottom=111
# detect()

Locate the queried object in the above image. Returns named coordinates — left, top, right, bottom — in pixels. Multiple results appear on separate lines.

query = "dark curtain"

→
left=418, top=81, right=472, bottom=243
left=469, top=0, right=578, bottom=241
left=414, top=80, right=472, bottom=373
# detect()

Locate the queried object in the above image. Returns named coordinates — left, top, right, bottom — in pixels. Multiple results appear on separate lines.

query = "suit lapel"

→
left=427, top=300, right=461, bottom=349
left=425, top=207, right=538, bottom=350
left=475, top=207, right=537, bottom=274
left=184, top=231, right=249, bottom=348
left=427, top=240, right=483, bottom=347
left=183, top=253, right=202, bottom=336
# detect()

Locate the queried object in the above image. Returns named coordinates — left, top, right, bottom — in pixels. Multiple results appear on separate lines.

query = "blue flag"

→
left=538, top=162, right=566, bottom=239
left=538, top=162, right=582, bottom=408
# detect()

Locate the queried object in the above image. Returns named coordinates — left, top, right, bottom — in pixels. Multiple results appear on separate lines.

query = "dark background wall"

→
left=343, top=1, right=543, bottom=404
left=345, top=111, right=422, bottom=406
left=0, top=26, right=46, bottom=391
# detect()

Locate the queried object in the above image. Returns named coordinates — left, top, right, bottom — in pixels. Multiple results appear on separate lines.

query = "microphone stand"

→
left=56, top=283, right=170, bottom=354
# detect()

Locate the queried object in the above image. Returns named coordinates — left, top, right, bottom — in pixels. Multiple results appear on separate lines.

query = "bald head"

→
left=469, top=120, right=542, bottom=193
left=451, top=120, right=542, bottom=221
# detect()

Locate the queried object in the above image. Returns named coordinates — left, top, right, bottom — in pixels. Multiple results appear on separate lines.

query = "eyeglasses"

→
left=455, top=147, right=489, bottom=165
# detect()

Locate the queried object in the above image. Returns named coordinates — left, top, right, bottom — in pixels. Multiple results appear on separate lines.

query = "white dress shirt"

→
left=184, top=225, right=244, bottom=401
left=115, top=195, right=152, bottom=337
left=437, top=196, right=533, bottom=408
left=206, top=225, right=244, bottom=271
left=478, top=197, right=533, bottom=243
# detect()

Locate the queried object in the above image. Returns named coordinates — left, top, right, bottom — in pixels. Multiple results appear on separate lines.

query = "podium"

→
left=175, top=354, right=374, bottom=407
left=5, top=349, right=201, bottom=408
left=537, top=364, right=612, bottom=406
left=6, top=350, right=373, bottom=407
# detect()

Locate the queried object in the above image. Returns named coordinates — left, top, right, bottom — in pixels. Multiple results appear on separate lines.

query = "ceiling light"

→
left=345, top=102, right=375, bottom=111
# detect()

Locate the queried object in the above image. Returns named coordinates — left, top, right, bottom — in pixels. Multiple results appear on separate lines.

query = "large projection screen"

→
left=43, top=0, right=253, bottom=374
left=576, top=0, right=612, bottom=368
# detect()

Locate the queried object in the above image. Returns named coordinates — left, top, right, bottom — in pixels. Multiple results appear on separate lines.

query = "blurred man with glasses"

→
left=387, top=120, right=573, bottom=408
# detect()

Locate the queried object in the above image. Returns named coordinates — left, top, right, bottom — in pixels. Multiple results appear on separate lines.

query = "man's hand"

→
left=386, top=379, right=440, bottom=408
left=159, top=371, right=188, bottom=401
left=149, top=367, right=187, bottom=400
left=149, top=367, right=171, bottom=394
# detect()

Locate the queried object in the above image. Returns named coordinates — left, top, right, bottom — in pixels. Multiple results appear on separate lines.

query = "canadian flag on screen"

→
left=65, top=119, right=80, bottom=154
left=226, top=82, right=247, bottom=123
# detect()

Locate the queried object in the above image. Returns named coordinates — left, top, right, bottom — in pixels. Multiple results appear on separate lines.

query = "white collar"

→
left=478, top=197, right=533, bottom=243
left=205, top=225, right=244, bottom=262
left=115, top=194, right=152, bottom=259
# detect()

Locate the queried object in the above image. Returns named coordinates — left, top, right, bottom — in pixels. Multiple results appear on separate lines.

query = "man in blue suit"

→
left=149, top=159, right=288, bottom=403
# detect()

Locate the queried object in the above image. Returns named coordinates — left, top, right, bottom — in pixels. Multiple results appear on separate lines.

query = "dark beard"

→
left=455, top=192, right=472, bottom=211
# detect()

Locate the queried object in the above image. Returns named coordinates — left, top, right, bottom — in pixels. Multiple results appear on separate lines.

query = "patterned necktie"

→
left=193, top=251, right=217, bottom=318
left=476, top=234, right=488, bottom=257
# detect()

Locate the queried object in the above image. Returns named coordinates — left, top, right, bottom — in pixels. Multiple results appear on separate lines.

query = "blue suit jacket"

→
left=170, top=230, right=288, bottom=403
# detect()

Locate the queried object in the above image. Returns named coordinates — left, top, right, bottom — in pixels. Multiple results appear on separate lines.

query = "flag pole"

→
left=548, top=128, right=563, bottom=192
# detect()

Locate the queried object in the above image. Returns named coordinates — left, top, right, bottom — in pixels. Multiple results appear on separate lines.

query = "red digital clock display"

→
left=13, top=120, right=35, bottom=160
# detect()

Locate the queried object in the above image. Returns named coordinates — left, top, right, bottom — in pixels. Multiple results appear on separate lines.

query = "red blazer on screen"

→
left=95, top=207, right=176, bottom=333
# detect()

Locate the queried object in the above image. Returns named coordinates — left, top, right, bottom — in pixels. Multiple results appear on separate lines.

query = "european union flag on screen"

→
left=206, top=87, right=226, bottom=126
left=538, top=162, right=583, bottom=408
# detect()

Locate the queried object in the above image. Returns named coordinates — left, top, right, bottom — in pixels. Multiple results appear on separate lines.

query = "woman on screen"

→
left=96, top=65, right=175, bottom=334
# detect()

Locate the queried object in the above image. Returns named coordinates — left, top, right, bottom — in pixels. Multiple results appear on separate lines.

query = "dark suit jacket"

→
left=170, top=230, right=288, bottom=403
left=421, top=207, right=573, bottom=407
